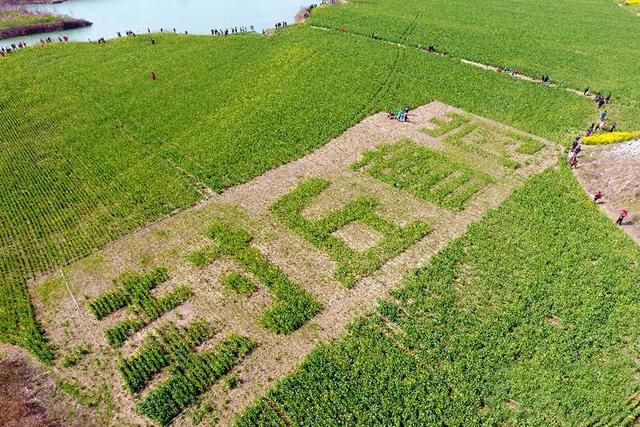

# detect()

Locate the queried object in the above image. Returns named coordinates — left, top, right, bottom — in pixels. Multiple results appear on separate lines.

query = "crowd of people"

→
left=1, top=35, right=75, bottom=56
left=567, top=92, right=632, bottom=227
left=387, top=105, right=411, bottom=122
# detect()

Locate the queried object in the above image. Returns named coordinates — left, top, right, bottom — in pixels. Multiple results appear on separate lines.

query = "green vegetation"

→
left=119, top=318, right=213, bottom=393
left=0, top=276, right=53, bottom=362
left=190, top=402, right=217, bottom=426
left=514, top=136, right=545, bottom=155
left=136, top=328, right=255, bottom=425
left=238, top=167, right=640, bottom=425
left=120, top=317, right=253, bottom=424
left=61, top=343, right=91, bottom=368
left=444, top=122, right=518, bottom=170
left=309, top=0, right=640, bottom=126
left=1, top=0, right=639, bottom=424
left=225, top=374, right=240, bottom=390
left=57, top=378, right=107, bottom=408
left=88, top=268, right=168, bottom=319
left=271, top=178, right=430, bottom=287
left=220, top=270, right=257, bottom=296
left=352, top=140, right=493, bottom=210
left=35, top=276, right=65, bottom=307
left=188, top=220, right=321, bottom=334
left=0, top=8, right=58, bottom=32
left=87, top=267, right=192, bottom=347
left=424, top=112, right=546, bottom=172
left=0, top=23, right=594, bottom=360
left=423, top=112, right=470, bottom=137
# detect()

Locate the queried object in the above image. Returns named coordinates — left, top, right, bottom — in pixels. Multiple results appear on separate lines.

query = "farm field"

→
left=308, top=0, right=640, bottom=127
left=27, top=103, right=554, bottom=425
left=2, top=0, right=640, bottom=425
left=239, top=167, right=640, bottom=426
left=0, top=25, right=593, bottom=362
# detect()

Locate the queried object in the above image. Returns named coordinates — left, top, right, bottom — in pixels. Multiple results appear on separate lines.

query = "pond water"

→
left=2, top=0, right=306, bottom=48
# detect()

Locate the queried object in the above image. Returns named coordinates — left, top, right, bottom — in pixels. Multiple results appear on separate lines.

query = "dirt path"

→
left=30, top=102, right=555, bottom=426
left=310, top=25, right=595, bottom=101
left=573, top=140, right=640, bottom=245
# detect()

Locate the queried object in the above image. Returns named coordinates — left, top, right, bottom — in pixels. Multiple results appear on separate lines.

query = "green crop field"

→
left=0, top=26, right=592, bottom=362
left=308, top=0, right=640, bottom=127
left=2, top=0, right=640, bottom=425
left=238, top=167, right=640, bottom=425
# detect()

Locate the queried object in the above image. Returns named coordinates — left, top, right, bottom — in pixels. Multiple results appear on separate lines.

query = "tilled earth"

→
left=574, top=139, right=640, bottom=245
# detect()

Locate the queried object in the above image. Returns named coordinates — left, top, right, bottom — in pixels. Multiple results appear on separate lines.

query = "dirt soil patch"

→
left=0, top=346, right=95, bottom=427
left=29, top=101, right=555, bottom=426
left=573, top=139, right=640, bottom=245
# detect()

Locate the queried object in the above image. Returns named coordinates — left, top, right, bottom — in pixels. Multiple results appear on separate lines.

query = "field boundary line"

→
left=308, top=24, right=595, bottom=101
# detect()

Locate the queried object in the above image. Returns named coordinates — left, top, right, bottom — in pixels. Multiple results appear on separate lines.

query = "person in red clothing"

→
left=593, top=191, right=603, bottom=203
left=616, top=209, right=628, bottom=226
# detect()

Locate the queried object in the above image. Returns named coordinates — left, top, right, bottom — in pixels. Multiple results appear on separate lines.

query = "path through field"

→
left=31, top=102, right=556, bottom=425
left=310, top=25, right=595, bottom=101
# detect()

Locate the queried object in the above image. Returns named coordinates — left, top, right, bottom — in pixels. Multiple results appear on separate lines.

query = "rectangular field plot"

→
left=30, top=102, right=553, bottom=426
left=352, top=140, right=493, bottom=211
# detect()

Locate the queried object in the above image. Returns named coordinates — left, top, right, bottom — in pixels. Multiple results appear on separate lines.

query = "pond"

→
left=2, top=0, right=306, bottom=48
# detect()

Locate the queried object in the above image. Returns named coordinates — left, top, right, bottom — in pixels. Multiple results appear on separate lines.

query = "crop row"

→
left=88, top=267, right=169, bottom=320
left=87, top=267, right=192, bottom=346
left=188, top=220, right=321, bottom=334
left=118, top=318, right=214, bottom=394
left=270, top=178, right=430, bottom=288
left=0, top=22, right=592, bottom=360
left=306, top=0, right=639, bottom=114
left=136, top=329, right=255, bottom=424
left=352, top=139, right=493, bottom=211
left=0, top=275, right=54, bottom=363
left=104, top=283, right=191, bottom=347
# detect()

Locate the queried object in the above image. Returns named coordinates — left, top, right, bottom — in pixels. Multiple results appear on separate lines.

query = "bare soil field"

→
left=28, top=101, right=555, bottom=425
left=573, top=140, right=640, bottom=245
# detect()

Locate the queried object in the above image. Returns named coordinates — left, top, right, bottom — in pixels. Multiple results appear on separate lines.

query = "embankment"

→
left=0, top=17, right=90, bottom=39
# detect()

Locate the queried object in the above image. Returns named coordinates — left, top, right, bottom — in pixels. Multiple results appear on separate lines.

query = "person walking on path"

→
left=571, top=137, right=580, bottom=152
left=567, top=150, right=577, bottom=169
left=616, top=209, right=628, bottom=226
left=593, top=191, right=603, bottom=203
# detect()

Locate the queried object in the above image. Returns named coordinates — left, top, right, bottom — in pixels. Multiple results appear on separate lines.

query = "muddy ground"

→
left=574, top=139, right=640, bottom=245
left=0, top=346, right=94, bottom=427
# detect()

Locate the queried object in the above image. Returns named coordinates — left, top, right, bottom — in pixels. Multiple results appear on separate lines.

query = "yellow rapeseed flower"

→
left=583, top=130, right=640, bottom=145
